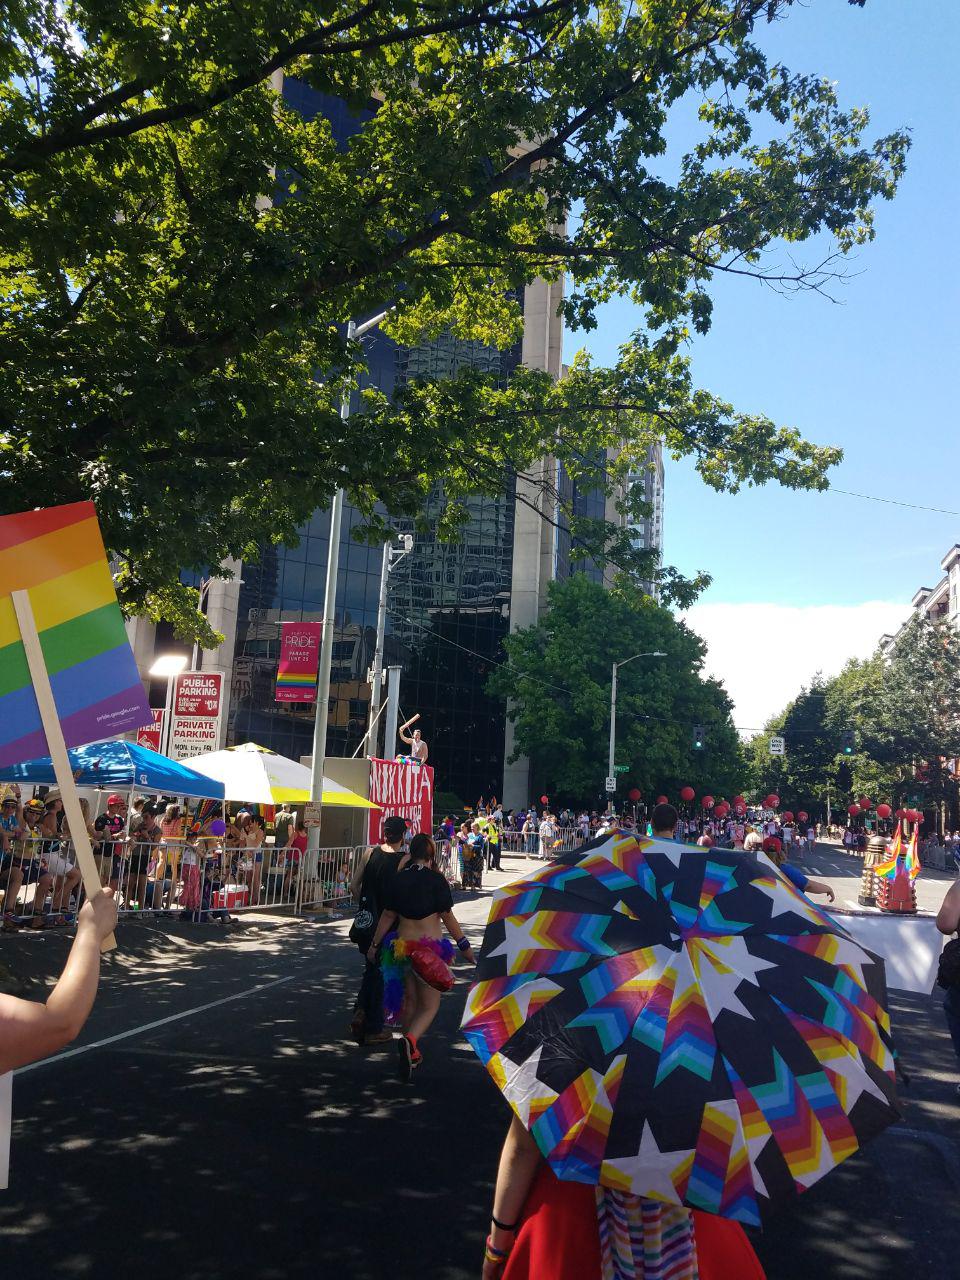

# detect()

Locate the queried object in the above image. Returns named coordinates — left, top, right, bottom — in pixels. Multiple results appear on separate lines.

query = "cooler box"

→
left=212, top=885, right=250, bottom=909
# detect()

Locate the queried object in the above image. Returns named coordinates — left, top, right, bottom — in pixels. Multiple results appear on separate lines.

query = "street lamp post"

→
left=149, top=653, right=189, bottom=757
left=607, top=651, right=666, bottom=813
left=308, top=310, right=392, bottom=856
left=368, top=532, right=414, bottom=758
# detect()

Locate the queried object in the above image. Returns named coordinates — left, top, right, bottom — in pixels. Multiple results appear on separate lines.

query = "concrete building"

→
left=124, top=81, right=671, bottom=812
left=879, top=543, right=960, bottom=654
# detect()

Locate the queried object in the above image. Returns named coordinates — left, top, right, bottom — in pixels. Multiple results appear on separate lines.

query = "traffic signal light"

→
left=841, top=729, right=855, bottom=755
left=693, top=724, right=706, bottom=750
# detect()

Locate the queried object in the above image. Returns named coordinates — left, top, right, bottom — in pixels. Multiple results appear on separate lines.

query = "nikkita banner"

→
left=276, top=621, right=322, bottom=702
left=367, top=758, right=434, bottom=841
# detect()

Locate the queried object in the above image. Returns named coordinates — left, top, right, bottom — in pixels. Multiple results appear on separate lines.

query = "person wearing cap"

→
left=349, top=815, right=410, bottom=1046
left=5, top=799, right=55, bottom=924
left=0, top=792, right=25, bottom=912
left=94, top=795, right=128, bottom=893
left=757, top=836, right=835, bottom=903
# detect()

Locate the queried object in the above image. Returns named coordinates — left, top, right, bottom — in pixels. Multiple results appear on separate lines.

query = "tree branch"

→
left=1, top=0, right=575, bottom=172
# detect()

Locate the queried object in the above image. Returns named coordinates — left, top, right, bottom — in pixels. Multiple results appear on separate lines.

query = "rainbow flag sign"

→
left=275, top=621, right=322, bottom=702
left=0, top=501, right=152, bottom=770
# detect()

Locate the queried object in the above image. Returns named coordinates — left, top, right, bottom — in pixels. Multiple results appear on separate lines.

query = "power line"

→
left=826, top=487, right=960, bottom=518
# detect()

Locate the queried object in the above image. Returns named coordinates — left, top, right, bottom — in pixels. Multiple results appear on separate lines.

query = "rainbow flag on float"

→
left=0, top=501, right=152, bottom=770
left=874, top=826, right=901, bottom=879
left=904, top=825, right=922, bottom=881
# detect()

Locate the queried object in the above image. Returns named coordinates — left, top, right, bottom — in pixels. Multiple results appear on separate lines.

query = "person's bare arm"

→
left=366, top=910, right=399, bottom=962
left=483, top=1115, right=542, bottom=1277
left=0, top=891, right=118, bottom=1073
left=937, top=880, right=960, bottom=935
left=349, top=847, right=372, bottom=900
left=441, top=909, right=476, bottom=963
left=804, top=878, right=836, bottom=903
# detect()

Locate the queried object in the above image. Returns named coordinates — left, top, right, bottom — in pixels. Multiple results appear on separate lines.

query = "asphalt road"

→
left=1, top=850, right=958, bottom=1280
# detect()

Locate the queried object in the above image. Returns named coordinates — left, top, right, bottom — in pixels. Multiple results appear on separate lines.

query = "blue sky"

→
left=579, top=0, right=960, bottom=728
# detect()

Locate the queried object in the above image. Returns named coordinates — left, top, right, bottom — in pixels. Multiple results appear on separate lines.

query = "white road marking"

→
left=15, top=972, right=301, bottom=1075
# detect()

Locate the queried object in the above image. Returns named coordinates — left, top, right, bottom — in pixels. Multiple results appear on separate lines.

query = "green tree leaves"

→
left=748, top=616, right=960, bottom=818
left=489, top=574, right=743, bottom=803
left=0, top=2, right=909, bottom=634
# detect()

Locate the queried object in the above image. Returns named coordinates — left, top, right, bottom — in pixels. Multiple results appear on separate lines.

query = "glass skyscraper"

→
left=124, top=78, right=585, bottom=809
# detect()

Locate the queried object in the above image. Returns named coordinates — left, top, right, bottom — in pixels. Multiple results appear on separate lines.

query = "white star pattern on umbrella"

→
left=499, top=1044, right=559, bottom=1126
left=689, top=935, right=778, bottom=1022
left=602, top=1120, right=694, bottom=1204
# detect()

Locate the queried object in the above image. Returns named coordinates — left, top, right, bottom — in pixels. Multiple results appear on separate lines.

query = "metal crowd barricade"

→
left=1, top=830, right=76, bottom=925
left=295, top=846, right=361, bottom=913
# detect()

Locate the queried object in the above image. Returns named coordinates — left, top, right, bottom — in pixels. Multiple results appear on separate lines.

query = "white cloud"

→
left=680, top=601, right=910, bottom=735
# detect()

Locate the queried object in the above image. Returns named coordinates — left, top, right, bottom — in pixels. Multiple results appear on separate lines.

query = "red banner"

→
left=135, top=708, right=164, bottom=753
left=276, top=622, right=322, bottom=702
left=367, top=758, right=434, bottom=842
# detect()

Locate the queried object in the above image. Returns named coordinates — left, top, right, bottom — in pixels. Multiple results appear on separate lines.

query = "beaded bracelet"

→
left=457, top=935, right=471, bottom=952
left=484, top=1236, right=511, bottom=1266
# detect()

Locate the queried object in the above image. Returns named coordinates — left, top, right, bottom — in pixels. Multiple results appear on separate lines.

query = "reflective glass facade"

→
left=225, top=81, right=521, bottom=805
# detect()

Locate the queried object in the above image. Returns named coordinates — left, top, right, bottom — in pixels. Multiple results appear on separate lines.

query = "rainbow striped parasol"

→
left=463, top=830, right=899, bottom=1225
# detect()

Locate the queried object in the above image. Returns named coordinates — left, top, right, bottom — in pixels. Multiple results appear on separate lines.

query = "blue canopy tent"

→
left=0, top=740, right=225, bottom=799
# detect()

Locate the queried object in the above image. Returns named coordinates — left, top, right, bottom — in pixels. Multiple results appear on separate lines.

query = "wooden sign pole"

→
left=10, top=590, right=116, bottom=952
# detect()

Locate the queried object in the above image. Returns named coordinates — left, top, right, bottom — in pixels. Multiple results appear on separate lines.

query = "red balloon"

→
left=781, top=810, right=794, bottom=823
left=894, top=808, right=906, bottom=819
left=733, top=795, right=745, bottom=806
left=540, top=795, right=549, bottom=805
left=714, top=801, right=730, bottom=818
left=628, top=788, right=641, bottom=802
left=734, top=801, right=747, bottom=815
left=702, top=795, right=715, bottom=809
left=876, top=803, right=891, bottom=819
left=797, top=810, right=809, bottom=823
left=656, top=795, right=668, bottom=805
left=858, top=796, right=872, bottom=810
left=907, top=808, right=922, bottom=823
left=680, top=785, right=695, bottom=803
left=848, top=803, right=860, bottom=816
left=764, top=794, right=780, bottom=810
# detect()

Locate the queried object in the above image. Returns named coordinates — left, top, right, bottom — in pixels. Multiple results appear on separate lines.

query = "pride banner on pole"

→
left=275, top=621, right=322, bottom=702
left=0, top=501, right=152, bottom=770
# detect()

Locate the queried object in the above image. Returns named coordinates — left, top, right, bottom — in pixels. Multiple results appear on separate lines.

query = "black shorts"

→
left=19, top=860, right=48, bottom=885
left=128, top=850, right=151, bottom=875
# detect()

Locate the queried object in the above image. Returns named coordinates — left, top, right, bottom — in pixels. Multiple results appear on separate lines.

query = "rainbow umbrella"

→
left=462, top=830, right=899, bottom=1226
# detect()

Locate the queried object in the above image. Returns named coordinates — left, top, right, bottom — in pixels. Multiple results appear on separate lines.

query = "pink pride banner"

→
left=275, top=622, right=322, bottom=702
left=367, top=757, right=434, bottom=842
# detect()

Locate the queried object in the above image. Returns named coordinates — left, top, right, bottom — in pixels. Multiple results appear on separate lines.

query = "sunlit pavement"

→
left=0, top=849, right=958, bottom=1280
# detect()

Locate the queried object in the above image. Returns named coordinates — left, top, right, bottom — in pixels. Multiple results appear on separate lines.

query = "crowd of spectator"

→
left=0, top=786, right=343, bottom=928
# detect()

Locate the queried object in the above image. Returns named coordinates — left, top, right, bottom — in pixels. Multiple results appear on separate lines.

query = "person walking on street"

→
left=366, top=833, right=475, bottom=1080
left=348, top=816, right=409, bottom=1046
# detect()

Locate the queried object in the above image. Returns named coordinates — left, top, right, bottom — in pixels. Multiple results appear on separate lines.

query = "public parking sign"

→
left=605, top=776, right=616, bottom=792
left=769, top=736, right=785, bottom=756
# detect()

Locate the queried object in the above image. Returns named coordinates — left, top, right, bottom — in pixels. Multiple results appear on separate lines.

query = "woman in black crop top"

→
left=368, top=833, right=475, bottom=1079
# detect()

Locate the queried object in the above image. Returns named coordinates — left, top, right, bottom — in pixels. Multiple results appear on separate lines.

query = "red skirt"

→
left=502, top=1165, right=765, bottom=1280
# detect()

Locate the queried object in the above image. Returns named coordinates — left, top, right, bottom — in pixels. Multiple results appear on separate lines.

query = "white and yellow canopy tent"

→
left=186, top=742, right=377, bottom=809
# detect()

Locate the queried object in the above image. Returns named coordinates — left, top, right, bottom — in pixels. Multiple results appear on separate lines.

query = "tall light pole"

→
left=149, top=653, right=189, bottom=757
left=608, top=651, right=666, bottom=813
left=308, top=310, right=392, bottom=856
left=368, top=532, right=413, bottom=757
